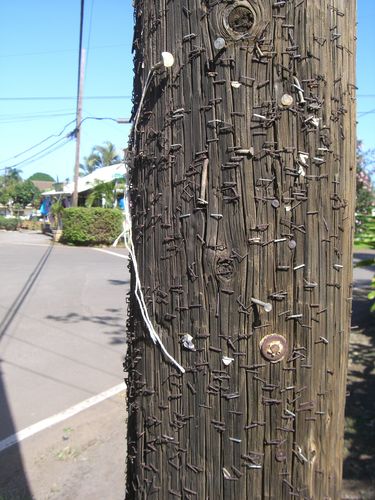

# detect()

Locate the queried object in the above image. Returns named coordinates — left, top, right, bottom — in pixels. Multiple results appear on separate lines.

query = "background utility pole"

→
left=72, top=48, right=85, bottom=207
left=72, top=0, right=85, bottom=208
left=126, top=1, right=356, bottom=498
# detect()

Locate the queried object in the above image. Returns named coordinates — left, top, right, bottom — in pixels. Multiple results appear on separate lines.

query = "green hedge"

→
left=355, top=214, right=375, bottom=249
left=0, top=216, right=19, bottom=231
left=61, top=208, right=123, bottom=246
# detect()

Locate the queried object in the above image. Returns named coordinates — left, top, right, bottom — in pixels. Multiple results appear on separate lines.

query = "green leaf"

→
left=354, top=258, right=375, bottom=268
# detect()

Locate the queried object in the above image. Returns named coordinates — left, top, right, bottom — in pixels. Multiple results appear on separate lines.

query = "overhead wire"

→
left=0, top=108, right=74, bottom=118
left=0, top=113, right=75, bottom=124
left=358, top=109, right=375, bottom=117
left=0, top=115, right=126, bottom=170
left=0, top=43, right=128, bottom=59
left=0, top=119, right=77, bottom=165
left=0, top=139, right=72, bottom=173
left=5, top=136, right=73, bottom=170
left=0, top=96, right=131, bottom=101
left=0, top=3, right=130, bottom=177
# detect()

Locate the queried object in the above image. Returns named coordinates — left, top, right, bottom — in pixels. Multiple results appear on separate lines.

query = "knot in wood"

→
left=215, top=258, right=235, bottom=280
left=227, top=6, right=254, bottom=33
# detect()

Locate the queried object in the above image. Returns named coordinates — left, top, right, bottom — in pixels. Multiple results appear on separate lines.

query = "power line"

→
left=0, top=96, right=131, bottom=101
left=358, top=109, right=375, bottom=117
left=6, top=136, right=73, bottom=170
left=0, top=119, right=76, bottom=165
left=0, top=43, right=128, bottom=59
left=0, top=138, right=72, bottom=172
left=0, top=108, right=73, bottom=117
left=0, top=116, right=124, bottom=168
left=0, top=94, right=371, bottom=102
left=14, top=139, right=73, bottom=170
left=0, top=113, right=75, bottom=124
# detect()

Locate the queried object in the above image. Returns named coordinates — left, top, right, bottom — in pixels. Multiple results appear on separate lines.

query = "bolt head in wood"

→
left=280, top=94, right=294, bottom=107
left=259, top=334, right=288, bottom=363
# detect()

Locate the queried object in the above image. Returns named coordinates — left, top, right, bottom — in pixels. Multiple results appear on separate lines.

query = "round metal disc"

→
left=259, top=334, right=288, bottom=363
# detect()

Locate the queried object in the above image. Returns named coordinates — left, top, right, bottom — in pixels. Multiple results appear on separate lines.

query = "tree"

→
left=12, top=180, right=41, bottom=208
left=0, top=169, right=23, bottom=205
left=80, top=152, right=101, bottom=176
left=126, top=2, right=356, bottom=498
left=85, top=180, right=117, bottom=208
left=356, top=141, right=374, bottom=214
left=80, top=142, right=121, bottom=176
left=28, top=172, right=55, bottom=182
left=4, top=167, right=22, bottom=183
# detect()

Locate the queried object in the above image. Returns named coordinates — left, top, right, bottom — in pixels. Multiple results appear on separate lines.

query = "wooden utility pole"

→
left=126, top=1, right=356, bottom=498
left=72, top=48, right=85, bottom=207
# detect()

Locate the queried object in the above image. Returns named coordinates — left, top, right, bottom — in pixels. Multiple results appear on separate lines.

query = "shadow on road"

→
left=0, top=366, right=33, bottom=499
left=46, top=308, right=126, bottom=346
left=108, top=279, right=129, bottom=286
left=343, top=282, right=375, bottom=490
left=0, top=243, right=55, bottom=499
left=0, top=244, right=54, bottom=342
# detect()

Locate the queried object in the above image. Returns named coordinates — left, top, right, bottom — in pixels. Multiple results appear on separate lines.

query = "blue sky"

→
left=0, top=1, right=373, bottom=182
left=357, top=0, right=375, bottom=157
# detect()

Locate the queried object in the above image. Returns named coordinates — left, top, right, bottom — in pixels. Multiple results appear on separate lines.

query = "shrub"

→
left=61, top=207, right=123, bottom=246
left=355, top=214, right=375, bottom=249
left=18, top=219, right=43, bottom=231
left=0, top=216, right=19, bottom=231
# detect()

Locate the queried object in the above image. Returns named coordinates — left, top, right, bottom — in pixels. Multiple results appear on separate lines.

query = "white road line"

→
left=0, top=383, right=126, bottom=453
left=92, top=248, right=129, bottom=259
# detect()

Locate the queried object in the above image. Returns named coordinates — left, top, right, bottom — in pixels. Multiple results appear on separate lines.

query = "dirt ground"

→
left=0, top=391, right=126, bottom=500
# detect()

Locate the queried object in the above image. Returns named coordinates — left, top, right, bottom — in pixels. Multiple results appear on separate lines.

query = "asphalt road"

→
left=0, top=230, right=129, bottom=440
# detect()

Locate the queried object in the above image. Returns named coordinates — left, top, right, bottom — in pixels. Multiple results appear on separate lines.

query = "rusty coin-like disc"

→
left=259, top=334, right=288, bottom=363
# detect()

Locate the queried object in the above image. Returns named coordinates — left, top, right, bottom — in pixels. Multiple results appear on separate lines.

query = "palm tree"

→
left=80, top=142, right=121, bottom=176
left=4, top=167, right=22, bottom=184
left=95, top=141, right=121, bottom=166
left=85, top=180, right=117, bottom=208
left=80, top=152, right=101, bottom=176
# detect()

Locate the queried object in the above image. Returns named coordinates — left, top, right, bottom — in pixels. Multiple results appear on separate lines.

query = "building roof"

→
left=31, top=180, right=54, bottom=191
left=41, top=163, right=126, bottom=196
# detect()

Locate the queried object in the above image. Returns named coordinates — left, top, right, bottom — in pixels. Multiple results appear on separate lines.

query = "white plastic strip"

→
left=124, top=225, right=185, bottom=374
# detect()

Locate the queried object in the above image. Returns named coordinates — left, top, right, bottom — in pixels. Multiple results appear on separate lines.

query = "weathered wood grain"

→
left=125, top=1, right=356, bottom=498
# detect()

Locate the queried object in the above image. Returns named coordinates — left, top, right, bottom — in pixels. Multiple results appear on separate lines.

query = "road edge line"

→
left=0, top=382, right=126, bottom=453
left=91, top=248, right=129, bottom=259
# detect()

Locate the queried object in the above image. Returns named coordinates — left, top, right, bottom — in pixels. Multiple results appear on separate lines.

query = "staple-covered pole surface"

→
left=125, top=1, right=356, bottom=498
